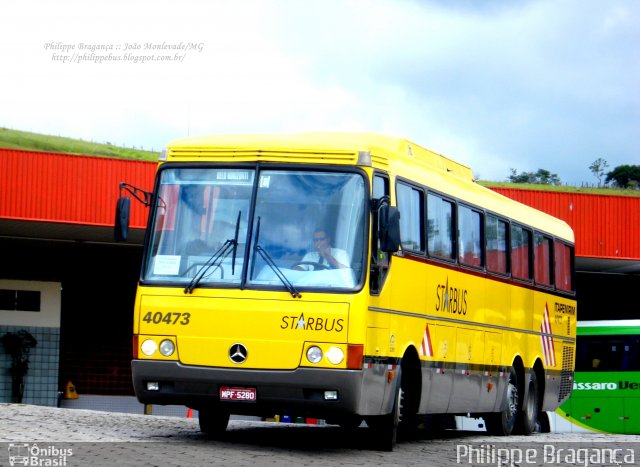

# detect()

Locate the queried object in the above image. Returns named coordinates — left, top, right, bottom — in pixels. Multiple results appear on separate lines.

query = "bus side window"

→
left=371, top=174, right=390, bottom=294
left=486, top=215, right=508, bottom=274
left=511, top=224, right=532, bottom=281
left=427, top=193, right=454, bottom=260
left=577, top=335, right=640, bottom=372
left=396, top=181, right=425, bottom=253
left=534, top=232, right=552, bottom=287
left=458, top=204, right=482, bottom=268
left=554, top=240, right=574, bottom=292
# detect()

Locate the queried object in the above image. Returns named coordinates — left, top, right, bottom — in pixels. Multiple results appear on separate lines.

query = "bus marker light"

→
left=324, top=391, right=338, bottom=401
left=326, top=347, right=344, bottom=365
left=147, top=382, right=160, bottom=391
left=159, top=339, right=175, bottom=357
left=141, top=339, right=157, bottom=356
left=307, top=346, right=323, bottom=364
left=387, top=370, right=395, bottom=383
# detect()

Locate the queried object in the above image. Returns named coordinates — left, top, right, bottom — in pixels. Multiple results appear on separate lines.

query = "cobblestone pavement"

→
left=1, top=403, right=639, bottom=466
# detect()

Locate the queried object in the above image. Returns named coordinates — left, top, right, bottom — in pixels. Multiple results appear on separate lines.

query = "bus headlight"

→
left=306, top=346, right=323, bottom=364
left=159, top=339, right=175, bottom=357
left=326, top=346, right=344, bottom=365
left=141, top=339, right=157, bottom=356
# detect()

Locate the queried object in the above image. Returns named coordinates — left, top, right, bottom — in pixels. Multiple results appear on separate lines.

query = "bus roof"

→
left=165, top=132, right=574, bottom=242
left=578, top=320, right=640, bottom=336
left=167, top=132, right=472, bottom=176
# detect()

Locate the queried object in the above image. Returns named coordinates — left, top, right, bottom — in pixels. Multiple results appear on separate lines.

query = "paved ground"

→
left=1, top=403, right=639, bottom=466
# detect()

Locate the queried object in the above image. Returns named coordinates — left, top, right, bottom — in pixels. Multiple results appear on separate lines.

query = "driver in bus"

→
left=297, top=228, right=350, bottom=270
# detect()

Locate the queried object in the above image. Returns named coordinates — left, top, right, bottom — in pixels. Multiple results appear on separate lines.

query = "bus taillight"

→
left=133, top=334, right=139, bottom=359
left=347, top=344, right=364, bottom=369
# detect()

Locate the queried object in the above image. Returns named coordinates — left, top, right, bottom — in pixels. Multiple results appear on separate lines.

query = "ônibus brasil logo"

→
left=7, top=443, right=73, bottom=466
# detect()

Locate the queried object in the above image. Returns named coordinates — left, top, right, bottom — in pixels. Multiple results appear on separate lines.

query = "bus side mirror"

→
left=379, top=205, right=401, bottom=253
left=114, top=197, right=131, bottom=242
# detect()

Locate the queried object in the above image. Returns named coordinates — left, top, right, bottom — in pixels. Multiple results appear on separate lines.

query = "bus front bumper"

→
left=131, top=360, right=395, bottom=418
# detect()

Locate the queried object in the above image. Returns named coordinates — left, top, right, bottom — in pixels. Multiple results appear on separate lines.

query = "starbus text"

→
left=280, top=315, right=344, bottom=332
left=435, top=281, right=468, bottom=315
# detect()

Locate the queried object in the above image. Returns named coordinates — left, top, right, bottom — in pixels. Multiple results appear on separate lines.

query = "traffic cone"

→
left=64, top=381, right=78, bottom=399
left=186, top=408, right=193, bottom=418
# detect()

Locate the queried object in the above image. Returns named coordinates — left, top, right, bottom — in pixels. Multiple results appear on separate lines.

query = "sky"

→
left=1, top=0, right=638, bottom=184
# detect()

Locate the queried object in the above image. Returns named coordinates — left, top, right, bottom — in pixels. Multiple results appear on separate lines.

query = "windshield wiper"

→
left=184, top=240, right=233, bottom=294
left=251, top=217, right=301, bottom=298
left=231, top=210, right=241, bottom=275
left=184, top=211, right=242, bottom=294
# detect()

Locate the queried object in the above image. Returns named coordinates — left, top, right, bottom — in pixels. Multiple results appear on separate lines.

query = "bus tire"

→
left=367, top=382, right=401, bottom=451
left=536, top=410, right=551, bottom=433
left=485, top=366, right=519, bottom=436
left=198, top=406, right=230, bottom=437
left=337, top=415, right=363, bottom=431
left=516, top=370, right=539, bottom=435
left=397, top=356, right=420, bottom=440
left=326, top=414, right=362, bottom=431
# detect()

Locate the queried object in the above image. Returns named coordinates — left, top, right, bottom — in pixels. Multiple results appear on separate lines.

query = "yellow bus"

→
left=116, top=133, right=576, bottom=450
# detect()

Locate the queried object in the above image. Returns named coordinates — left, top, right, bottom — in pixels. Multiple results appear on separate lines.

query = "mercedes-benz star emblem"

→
left=229, top=343, right=248, bottom=364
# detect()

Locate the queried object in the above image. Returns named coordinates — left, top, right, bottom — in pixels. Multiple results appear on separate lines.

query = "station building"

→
left=1, top=148, right=639, bottom=407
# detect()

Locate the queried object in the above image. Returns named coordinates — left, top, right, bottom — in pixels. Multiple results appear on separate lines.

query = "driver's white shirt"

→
left=301, top=248, right=350, bottom=269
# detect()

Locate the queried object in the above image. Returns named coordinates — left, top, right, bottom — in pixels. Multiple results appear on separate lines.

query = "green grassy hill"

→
left=479, top=181, right=640, bottom=197
left=0, top=128, right=158, bottom=161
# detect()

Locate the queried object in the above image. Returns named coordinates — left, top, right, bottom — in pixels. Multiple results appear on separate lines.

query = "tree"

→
left=535, top=169, right=561, bottom=185
left=508, top=168, right=561, bottom=185
left=605, top=165, right=640, bottom=189
left=589, top=158, right=609, bottom=187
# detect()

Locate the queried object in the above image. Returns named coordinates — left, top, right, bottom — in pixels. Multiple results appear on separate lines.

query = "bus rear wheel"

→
left=515, top=370, right=539, bottom=435
left=536, top=410, right=551, bottom=433
left=198, top=406, right=230, bottom=437
left=485, top=366, right=519, bottom=436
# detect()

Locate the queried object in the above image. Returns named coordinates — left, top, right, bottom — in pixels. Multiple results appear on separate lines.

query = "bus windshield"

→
left=143, top=167, right=367, bottom=291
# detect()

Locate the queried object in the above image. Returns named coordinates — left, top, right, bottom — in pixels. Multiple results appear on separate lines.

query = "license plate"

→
left=220, top=387, right=257, bottom=402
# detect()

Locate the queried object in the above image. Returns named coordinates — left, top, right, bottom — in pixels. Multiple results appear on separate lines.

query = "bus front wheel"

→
left=367, top=382, right=402, bottom=451
left=198, top=406, right=230, bottom=437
